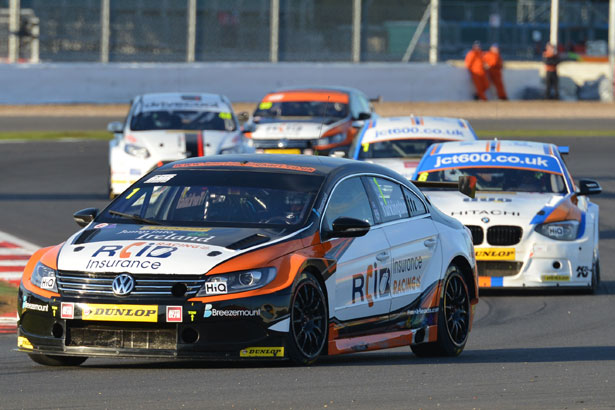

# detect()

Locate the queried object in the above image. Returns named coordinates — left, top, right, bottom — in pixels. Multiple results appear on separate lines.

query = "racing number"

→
left=576, top=266, right=590, bottom=278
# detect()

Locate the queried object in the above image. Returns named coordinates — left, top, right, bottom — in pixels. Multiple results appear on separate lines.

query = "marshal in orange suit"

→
left=464, top=41, right=489, bottom=101
left=483, top=43, right=508, bottom=100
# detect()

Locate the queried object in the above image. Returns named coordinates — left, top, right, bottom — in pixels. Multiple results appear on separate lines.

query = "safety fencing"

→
left=0, top=0, right=610, bottom=64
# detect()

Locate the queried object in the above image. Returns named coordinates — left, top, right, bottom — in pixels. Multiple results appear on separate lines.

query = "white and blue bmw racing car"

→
left=348, top=116, right=477, bottom=179
left=413, top=140, right=602, bottom=292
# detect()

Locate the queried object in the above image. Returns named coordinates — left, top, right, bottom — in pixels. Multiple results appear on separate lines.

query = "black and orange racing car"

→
left=17, top=154, right=478, bottom=366
left=244, top=87, right=374, bottom=155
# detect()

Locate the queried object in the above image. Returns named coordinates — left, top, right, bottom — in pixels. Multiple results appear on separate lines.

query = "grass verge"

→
left=476, top=129, right=615, bottom=138
left=0, top=282, right=18, bottom=316
left=0, top=130, right=111, bottom=140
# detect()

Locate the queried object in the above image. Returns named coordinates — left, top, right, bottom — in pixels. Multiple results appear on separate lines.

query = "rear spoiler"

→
left=411, top=176, right=477, bottom=199
left=558, top=146, right=569, bottom=155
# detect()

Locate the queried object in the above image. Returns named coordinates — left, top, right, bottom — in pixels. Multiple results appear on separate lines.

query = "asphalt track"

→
left=0, top=134, right=614, bottom=409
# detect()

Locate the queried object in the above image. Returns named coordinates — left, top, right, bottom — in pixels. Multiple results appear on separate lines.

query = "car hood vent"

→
left=226, top=234, right=270, bottom=250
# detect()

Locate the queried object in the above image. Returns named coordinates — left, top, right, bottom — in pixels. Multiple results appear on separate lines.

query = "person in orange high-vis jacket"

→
left=464, top=41, right=489, bottom=100
left=484, top=43, right=508, bottom=100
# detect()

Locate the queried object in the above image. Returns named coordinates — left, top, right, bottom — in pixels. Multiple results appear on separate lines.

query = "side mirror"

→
left=238, top=112, right=250, bottom=123
left=323, top=217, right=370, bottom=240
left=578, top=179, right=602, bottom=196
left=107, top=121, right=124, bottom=133
left=356, top=112, right=371, bottom=121
left=73, top=208, right=99, bottom=228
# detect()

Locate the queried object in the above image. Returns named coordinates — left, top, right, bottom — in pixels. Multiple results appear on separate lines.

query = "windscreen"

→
left=254, top=101, right=348, bottom=120
left=359, top=138, right=447, bottom=159
left=97, top=170, right=324, bottom=228
left=130, top=110, right=236, bottom=132
left=419, top=167, right=567, bottom=193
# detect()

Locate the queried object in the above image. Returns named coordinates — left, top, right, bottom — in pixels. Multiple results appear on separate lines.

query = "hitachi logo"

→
left=450, top=210, right=519, bottom=216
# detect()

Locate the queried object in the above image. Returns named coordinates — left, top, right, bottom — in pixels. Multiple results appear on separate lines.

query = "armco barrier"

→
left=0, top=62, right=541, bottom=104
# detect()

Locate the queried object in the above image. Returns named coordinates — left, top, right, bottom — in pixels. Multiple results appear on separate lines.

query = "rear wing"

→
left=411, top=176, right=477, bottom=198
left=558, top=146, right=569, bottom=155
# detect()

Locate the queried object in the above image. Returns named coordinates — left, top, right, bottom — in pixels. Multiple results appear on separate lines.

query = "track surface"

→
left=0, top=135, right=614, bottom=409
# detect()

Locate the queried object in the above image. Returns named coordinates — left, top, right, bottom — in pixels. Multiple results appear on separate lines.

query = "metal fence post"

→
left=352, top=0, right=361, bottom=63
left=187, top=0, right=196, bottom=62
left=100, top=0, right=110, bottom=63
left=609, top=0, right=615, bottom=101
left=429, top=0, right=439, bottom=64
left=550, top=0, right=559, bottom=46
left=270, top=0, right=279, bottom=63
left=8, top=0, right=20, bottom=63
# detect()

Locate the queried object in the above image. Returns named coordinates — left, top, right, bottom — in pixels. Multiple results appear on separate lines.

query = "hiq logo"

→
left=204, top=281, right=228, bottom=295
left=92, top=242, right=177, bottom=259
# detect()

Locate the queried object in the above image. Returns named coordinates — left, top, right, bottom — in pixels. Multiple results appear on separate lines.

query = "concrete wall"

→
left=0, top=62, right=543, bottom=104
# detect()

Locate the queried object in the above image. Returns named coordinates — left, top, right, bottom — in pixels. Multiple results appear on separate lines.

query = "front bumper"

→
left=252, top=139, right=348, bottom=156
left=17, top=285, right=292, bottom=360
left=477, top=234, right=595, bottom=289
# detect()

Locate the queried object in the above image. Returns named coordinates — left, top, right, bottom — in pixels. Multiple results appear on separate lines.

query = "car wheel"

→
left=28, top=353, right=87, bottom=366
left=411, top=264, right=470, bottom=357
left=589, top=257, right=600, bottom=294
left=286, top=272, right=328, bottom=365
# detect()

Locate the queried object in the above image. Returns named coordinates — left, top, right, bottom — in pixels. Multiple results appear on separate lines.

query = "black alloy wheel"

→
left=287, top=272, right=328, bottom=365
left=411, top=264, right=470, bottom=357
left=443, top=270, right=470, bottom=347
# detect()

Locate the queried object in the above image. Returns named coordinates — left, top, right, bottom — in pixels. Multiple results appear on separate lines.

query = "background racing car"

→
left=18, top=155, right=477, bottom=366
left=413, top=140, right=601, bottom=292
left=243, top=86, right=374, bottom=155
left=107, top=92, right=253, bottom=198
left=350, top=116, right=477, bottom=179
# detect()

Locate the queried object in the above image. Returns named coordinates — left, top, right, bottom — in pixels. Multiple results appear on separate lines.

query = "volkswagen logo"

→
left=112, top=274, right=135, bottom=296
left=481, top=217, right=490, bottom=223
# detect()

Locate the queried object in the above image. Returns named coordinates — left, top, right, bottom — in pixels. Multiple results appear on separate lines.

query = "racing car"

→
left=350, top=116, right=477, bottom=179
left=413, top=140, right=601, bottom=291
left=244, top=87, right=374, bottom=155
left=17, top=154, right=477, bottom=366
left=107, top=93, right=253, bottom=198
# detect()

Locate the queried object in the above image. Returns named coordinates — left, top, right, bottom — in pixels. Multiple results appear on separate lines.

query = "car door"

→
left=322, top=176, right=391, bottom=325
left=363, top=177, right=441, bottom=313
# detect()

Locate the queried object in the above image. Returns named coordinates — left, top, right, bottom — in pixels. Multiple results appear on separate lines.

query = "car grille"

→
left=57, top=271, right=205, bottom=298
left=465, top=225, right=484, bottom=245
left=477, top=261, right=523, bottom=277
left=252, top=139, right=314, bottom=149
left=67, top=322, right=176, bottom=349
left=486, top=226, right=523, bottom=246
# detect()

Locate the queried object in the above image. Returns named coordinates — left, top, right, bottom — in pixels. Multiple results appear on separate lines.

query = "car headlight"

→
left=535, top=220, right=579, bottom=241
left=315, top=132, right=346, bottom=147
left=30, top=262, right=58, bottom=292
left=124, top=144, right=150, bottom=159
left=196, top=267, right=276, bottom=296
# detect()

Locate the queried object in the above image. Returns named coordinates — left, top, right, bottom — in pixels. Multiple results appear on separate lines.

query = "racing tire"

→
left=28, top=353, right=87, bottom=366
left=286, top=272, right=328, bottom=365
left=411, top=265, right=470, bottom=357
left=589, top=258, right=601, bottom=294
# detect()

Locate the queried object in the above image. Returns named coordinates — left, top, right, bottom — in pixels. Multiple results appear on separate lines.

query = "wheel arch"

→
left=450, top=255, right=477, bottom=303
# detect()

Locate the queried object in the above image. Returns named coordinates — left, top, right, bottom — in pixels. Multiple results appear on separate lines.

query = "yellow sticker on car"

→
left=81, top=304, right=158, bottom=322
left=264, top=149, right=301, bottom=154
left=259, top=101, right=273, bottom=110
left=240, top=347, right=285, bottom=358
left=17, top=336, right=33, bottom=350
left=475, top=248, right=515, bottom=260
left=218, top=112, right=232, bottom=120
left=542, top=275, right=570, bottom=282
